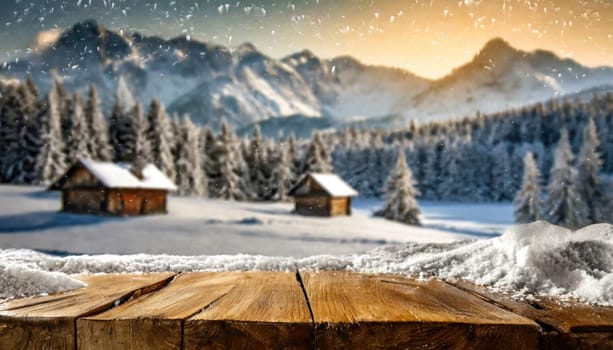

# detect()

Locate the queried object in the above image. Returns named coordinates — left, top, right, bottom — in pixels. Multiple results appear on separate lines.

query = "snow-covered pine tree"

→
left=84, top=85, right=112, bottom=161
left=269, top=143, right=294, bottom=201
left=24, top=75, right=39, bottom=101
left=0, top=84, right=14, bottom=181
left=300, top=132, right=333, bottom=175
left=174, top=117, right=205, bottom=196
left=116, top=76, right=135, bottom=111
left=246, top=126, right=272, bottom=200
left=490, top=142, right=514, bottom=201
left=0, top=82, right=42, bottom=183
left=286, top=133, right=300, bottom=184
left=170, top=113, right=182, bottom=158
left=109, top=94, right=133, bottom=162
left=577, top=118, right=606, bottom=223
left=198, top=128, right=209, bottom=195
left=514, top=151, right=541, bottom=223
left=109, top=78, right=137, bottom=163
left=541, top=129, right=589, bottom=229
left=59, top=93, right=74, bottom=146
left=333, top=128, right=352, bottom=180
left=208, top=121, right=248, bottom=200
left=361, top=132, right=386, bottom=197
left=420, top=139, right=442, bottom=200
left=202, top=127, right=218, bottom=183
left=36, top=85, right=67, bottom=184
left=375, top=148, right=421, bottom=226
left=438, top=136, right=461, bottom=200
left=130, top=103, right=152, bottom=173
left=145, top=98, right=176, bottom=181
left=65, top=93, right=91, bottom=165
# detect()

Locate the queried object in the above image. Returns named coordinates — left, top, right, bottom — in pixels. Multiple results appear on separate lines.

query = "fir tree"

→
left=514, top=152, right=541, bottom=223
left=300, top=132, right=333, bottom=175
left=116, top=75, right=135, bottom=111
left=420, top=140, right=443, bottom=200
left=0, top=83, right=42, bottom=183
left=202, top=127, right=218, bottom=182
left=286, top=133, right=300, bottom=184
left=36, top=86, right=67, bottom=184
left=490, top=142, right=514, bottom=201
left=108, top=94, right=133, bottom=162
left=60, top=93, right=74, bottom=145
left=375, top=148, right=421, bottom=226
left=84, top=85, right=112, bottom=161
left=208, top=121, right=248, bottom=200
left=577, top=118, right=605, bottom=222
left=541, top=130, right=589, bottom=229
left=174, top=117, right=205, bottom=196
left=246, top=126, right=271, bottom=200
left=65, top=93, right=91, bottom=165
left=198, top=128, right=209, bottom=195
left=269, top=143, right=294, bottom=201
left=131, top=103, right=152, bottom=173
left=146, top=98, right=176, bottom=181
left=361, top=133, right=386, bottom=197
left=24, top=75, right=39, bottom=101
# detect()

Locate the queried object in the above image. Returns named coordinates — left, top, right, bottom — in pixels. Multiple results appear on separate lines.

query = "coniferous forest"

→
left=1, top=77, right=613, bottom=227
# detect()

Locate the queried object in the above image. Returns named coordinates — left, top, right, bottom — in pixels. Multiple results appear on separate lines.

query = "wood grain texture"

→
left=2, top=271, right=611, bottom=350
left=0, top=273, right=175, bottom=350
left=184, top=271, right=313, bottom=350
left=78, top=272, right=241, bottom=350
left=301, top=271, right=540, bottom=349
left=451, top=280, right=613, bottom=350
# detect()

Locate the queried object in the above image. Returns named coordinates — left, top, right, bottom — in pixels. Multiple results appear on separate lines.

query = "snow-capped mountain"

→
left=1, top=20, right=611, bottom=131
left=405, top=38, right=613, bottom=120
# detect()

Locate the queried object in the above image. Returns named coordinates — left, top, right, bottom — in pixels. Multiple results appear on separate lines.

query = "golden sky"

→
left=280, top=0, right=613, bottom=79
left=1, top=0, right=611, bottom=79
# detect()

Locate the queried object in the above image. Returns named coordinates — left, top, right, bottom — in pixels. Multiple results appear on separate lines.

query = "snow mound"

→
left=347, top=221, right=613, bottom=305
left=0, top=262, right=86, bottom=301
left=1, top=221, right=611, bottom=305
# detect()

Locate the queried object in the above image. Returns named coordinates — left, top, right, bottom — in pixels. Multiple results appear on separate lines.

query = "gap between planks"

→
left=0, top=273, right=178, bottom=350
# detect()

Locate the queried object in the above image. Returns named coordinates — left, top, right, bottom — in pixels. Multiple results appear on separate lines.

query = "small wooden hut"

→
left=50, top=159, right=177, bottom=216
left=288, top=173, right=358, bottom=217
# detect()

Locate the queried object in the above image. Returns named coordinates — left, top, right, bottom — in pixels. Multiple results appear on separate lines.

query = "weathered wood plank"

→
left=184, top=271, right=313, bottom=350
left=301, top=271, right=540, bottom=349
left=77, top=272, right=241, bottom=350
left=0, top=273, right=175, bottom=350
left=450, top=280, right=613, bottom=350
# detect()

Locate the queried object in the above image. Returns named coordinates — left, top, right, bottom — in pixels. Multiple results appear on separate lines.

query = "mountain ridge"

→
left=1, top=20, right=611, bottom=131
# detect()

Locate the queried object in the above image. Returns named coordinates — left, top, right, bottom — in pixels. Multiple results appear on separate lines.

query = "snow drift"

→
left=1, top=221, right=611, bottom=305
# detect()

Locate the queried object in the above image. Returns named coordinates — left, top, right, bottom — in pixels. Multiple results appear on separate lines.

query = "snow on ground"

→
left=7, top=185, right=611, bottom=306
left=1, top=221, right=611, bottom=305
left=0, top=185, right=510, bottom=256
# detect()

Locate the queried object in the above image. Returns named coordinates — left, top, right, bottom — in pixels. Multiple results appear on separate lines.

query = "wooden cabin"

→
left=50, top=159, right=177, bottom=216
left=288, top=173, right=358, bottom=217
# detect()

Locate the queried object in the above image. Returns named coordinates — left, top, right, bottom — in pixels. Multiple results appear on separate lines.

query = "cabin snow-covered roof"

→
left=288, top=173, right=358, bottom=197
left=53, top=159, right=177, bottom=191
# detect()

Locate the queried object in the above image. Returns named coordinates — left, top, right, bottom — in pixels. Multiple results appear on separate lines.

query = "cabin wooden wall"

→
left=294, top=195, right=329, bottom=216
left=329, top=197, right=350, bottom=216
left=63, top=189, right=167, bottom=216
left=62, top=189, right=107, bottom=214
left=106, top=189, right=167, bottom=216
left=294, top=195, right=351, bottom=217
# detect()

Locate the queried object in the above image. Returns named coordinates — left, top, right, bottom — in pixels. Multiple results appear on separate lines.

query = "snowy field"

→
left=0, top=185, right=611, bottom=305
left=0, top=185, right=512, bottom=256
